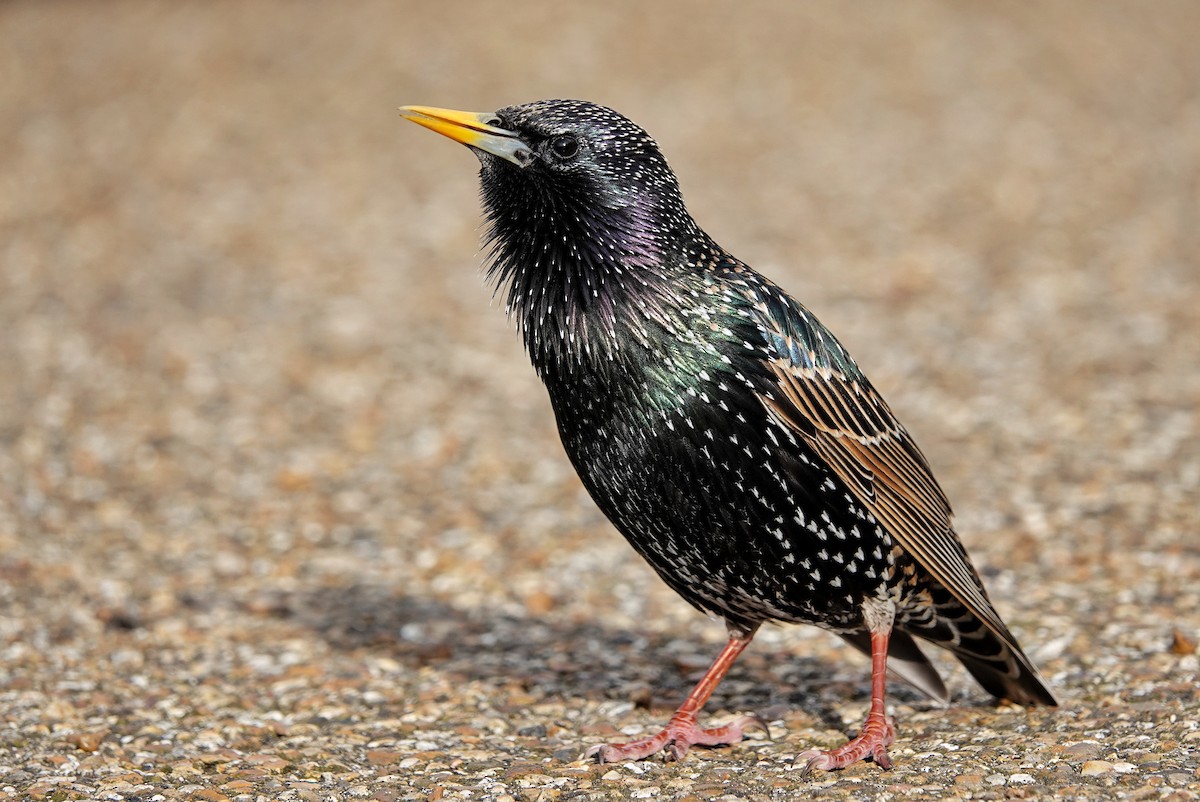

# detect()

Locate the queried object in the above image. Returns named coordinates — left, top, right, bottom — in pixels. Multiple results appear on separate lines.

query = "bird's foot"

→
left=797, top=713, right=895, bottom=775
left=585, top=712, right=769, bottom=763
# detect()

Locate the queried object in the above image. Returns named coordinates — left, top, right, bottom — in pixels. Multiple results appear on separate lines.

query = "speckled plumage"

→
left=400, top=99, right=1056, bottom=769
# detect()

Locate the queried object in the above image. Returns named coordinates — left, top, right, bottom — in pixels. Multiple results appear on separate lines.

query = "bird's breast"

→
left=539, top=344, right=898, bottom=630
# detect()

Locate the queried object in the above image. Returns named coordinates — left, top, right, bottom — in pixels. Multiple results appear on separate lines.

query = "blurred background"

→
left=0, top=0, right=1197, bottom=797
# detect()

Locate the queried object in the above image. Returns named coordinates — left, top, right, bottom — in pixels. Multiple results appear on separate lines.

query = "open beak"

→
left=399, top=105, right=532, bottom=167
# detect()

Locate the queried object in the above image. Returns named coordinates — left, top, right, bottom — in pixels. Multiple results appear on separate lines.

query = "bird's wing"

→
left=742, top=285, right=1018, bottom=646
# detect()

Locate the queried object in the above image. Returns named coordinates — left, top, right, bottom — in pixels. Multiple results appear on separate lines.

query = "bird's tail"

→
left=841, top=587, right=1057, bottom=707
left=944, top=625, right=1058, bottom=707
left=901, top=587, right=1058, bottom=707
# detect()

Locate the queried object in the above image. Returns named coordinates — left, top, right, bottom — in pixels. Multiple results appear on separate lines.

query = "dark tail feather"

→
left=909, top=611, right=1058, bottom=706
left=896, top=583, right=1059, bottom=707
left=841, top=621, right=1057, bottom=707
left=950, top=635, right=1058, bottom=707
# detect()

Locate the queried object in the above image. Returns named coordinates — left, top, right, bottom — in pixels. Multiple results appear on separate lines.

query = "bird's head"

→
left=400, top=99, right=708, bottom=368
left=400, top=100, right=697, bottom=268
left=401, top=100, right=679, bottom=202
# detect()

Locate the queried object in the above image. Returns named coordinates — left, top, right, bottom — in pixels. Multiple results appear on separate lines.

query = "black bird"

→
left=399, top=100, right=1056, bottom=772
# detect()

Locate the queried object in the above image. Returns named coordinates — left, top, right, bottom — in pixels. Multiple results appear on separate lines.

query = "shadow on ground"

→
left=292, top=582, right=945, bottom=731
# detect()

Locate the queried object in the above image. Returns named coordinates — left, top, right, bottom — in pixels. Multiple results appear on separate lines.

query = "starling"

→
left=399, top=100, right=1057, bottom=772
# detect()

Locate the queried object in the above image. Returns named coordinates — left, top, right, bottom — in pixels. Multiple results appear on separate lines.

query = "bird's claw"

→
left=582, top=712, right=768, bottom=763
left=795, top=714, right=895, bottom=776
left=741, top=712, right=772, bottom=741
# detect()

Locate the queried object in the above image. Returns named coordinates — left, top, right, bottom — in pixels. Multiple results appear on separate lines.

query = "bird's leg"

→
left=799, top=607, right=897, bottom=774
left=586, top=627, right=768, bottom=763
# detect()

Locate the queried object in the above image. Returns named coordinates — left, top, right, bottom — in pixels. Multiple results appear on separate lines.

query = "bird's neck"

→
left=486, top=198, right=709, bottom=377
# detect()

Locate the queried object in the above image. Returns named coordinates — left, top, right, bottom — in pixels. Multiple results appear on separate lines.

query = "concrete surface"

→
left=1, top=1, right=1197, bottom=799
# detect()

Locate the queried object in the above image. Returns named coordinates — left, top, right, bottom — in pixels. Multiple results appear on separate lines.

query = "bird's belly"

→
left=556, top=405, right=901, bottom=632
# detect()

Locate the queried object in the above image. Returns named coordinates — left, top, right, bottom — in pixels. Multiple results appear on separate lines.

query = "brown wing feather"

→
left=762, top=357, right=1019, bottom=644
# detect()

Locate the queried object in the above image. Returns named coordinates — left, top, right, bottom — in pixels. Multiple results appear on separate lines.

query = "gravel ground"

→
left=2, top=2, right=1198, bottom=800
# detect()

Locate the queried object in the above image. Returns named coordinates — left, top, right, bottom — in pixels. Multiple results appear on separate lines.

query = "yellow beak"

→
left=399, top=105, right=532, bottom=166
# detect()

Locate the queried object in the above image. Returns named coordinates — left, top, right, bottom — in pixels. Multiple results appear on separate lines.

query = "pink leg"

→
left=799, top=627, right=897, bottom=774
left=586, top=628, right=769, bottom=762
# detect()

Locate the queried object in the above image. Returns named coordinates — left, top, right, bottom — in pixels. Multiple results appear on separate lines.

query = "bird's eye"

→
left=548, top=135, right=579, bottom=161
